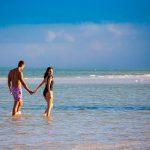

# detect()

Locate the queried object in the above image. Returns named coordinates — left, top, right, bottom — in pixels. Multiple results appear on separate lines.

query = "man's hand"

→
left=9, top=89, right=12, bottom=95
left=29, top=90, right=34, bottom=95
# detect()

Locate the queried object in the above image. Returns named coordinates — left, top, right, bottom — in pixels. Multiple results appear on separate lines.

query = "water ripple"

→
left=20, top=105, right=150, bottom=111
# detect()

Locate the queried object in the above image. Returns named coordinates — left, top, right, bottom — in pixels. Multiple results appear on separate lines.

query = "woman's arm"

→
left=34, top=79, right=45, bottom=92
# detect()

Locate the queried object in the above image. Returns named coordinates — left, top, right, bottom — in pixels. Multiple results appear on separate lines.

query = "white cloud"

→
left=0, top=23, right=149, bottom=68
left=46, top=31, right=57, bottom=42
left=46, top=30, right=75, bottom=43
left=63, top=33, right=75, bottom=42
left=106, top=24, right=123, bottom=36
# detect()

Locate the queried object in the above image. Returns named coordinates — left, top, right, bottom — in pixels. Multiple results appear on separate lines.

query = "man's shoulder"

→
left=9, top=68, right=14, bottom=74
left=8, top=68, right=16, bottom=77
left=10, top=68, right=16, bottom=72
left=9, top=68, right=22, bottom=74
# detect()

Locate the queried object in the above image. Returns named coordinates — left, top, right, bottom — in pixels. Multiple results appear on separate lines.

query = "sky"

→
left=0, top=0, right=150, bottom=69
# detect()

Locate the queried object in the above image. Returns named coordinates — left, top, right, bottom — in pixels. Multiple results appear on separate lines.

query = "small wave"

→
left=89, top=75, right=96, bottom=77
left=144, top=74, right=150, bottom=77
left=22, top=105, right=150, bottom=111
left=0, top=77, right=7, bottom=80
left=1, top=74, right=150, bottom=84
left=24, top=77, right=43, bottom=80
left=55, top=105, right=150, bottom=111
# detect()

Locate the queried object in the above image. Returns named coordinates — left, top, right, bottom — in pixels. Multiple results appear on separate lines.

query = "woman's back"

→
left=43, top=75, right=54, bottom=97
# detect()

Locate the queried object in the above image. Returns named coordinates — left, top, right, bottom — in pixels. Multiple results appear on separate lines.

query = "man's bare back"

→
left=8, top=68, right=22, bottom=88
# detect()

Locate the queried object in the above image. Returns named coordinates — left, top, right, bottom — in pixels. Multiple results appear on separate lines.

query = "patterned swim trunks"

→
left=11, top=87, right=22, bottom=101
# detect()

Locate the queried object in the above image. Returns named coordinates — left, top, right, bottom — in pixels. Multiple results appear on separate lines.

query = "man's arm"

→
left=19, top=72, right=33, bottom=94
left=8, top=71, right=12, bottom=94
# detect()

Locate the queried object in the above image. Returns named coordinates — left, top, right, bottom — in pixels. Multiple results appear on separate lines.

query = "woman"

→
left=34, top=67, right=54, bottom=117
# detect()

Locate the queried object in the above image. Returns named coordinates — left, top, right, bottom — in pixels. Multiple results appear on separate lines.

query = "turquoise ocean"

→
left=0, top=68, right=150, bottom=149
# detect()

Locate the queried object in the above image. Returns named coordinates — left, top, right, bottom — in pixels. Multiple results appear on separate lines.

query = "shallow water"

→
left=0, top=69, right=150, bottom=149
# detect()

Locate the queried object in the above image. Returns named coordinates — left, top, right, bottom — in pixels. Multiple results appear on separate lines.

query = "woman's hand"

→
left=33, top=89, right=37, bottom=93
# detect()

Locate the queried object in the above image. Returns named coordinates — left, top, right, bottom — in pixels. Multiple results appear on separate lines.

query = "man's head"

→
left=18, top=60, right=25, bottom=71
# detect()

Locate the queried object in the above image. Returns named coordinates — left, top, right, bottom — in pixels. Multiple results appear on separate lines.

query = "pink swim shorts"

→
left=11, top=87, right=22, bottom=101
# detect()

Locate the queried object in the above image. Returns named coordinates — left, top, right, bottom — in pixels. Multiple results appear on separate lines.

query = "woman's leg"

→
left=46, top=98, right=53, bottom=117
left=43, top=96, right=48, bottom=115
left=45, top=92, right=53, bottom=117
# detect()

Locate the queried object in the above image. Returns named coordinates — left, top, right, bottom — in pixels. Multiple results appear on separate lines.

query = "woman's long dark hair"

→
left=44, top=67, right=53, bottom=79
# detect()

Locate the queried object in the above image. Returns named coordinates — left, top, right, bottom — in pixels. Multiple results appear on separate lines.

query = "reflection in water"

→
left=11, top=115, right=23, bottom=121
left=42, top=115, right=53, bottom=125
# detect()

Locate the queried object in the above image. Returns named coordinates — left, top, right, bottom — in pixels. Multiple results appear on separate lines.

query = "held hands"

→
left=29, top=90, right=34, bottom=95
left=33, top=89, right=38, bottom=93
left=29, top=89, right=38, bottom=95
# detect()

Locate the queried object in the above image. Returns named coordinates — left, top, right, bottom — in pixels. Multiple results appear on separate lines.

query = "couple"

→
left=8, top=60, right=54, bottom=117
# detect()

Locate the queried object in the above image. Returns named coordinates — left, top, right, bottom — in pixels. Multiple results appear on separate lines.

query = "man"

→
left=8, top=60, right=33, bottom=116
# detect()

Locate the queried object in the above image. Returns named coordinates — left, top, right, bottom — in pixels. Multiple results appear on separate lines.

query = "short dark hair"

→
left=18, top=60, right=25, bottom=67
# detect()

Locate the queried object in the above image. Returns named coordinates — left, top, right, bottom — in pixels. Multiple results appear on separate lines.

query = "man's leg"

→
left=17, top=100, right=23, bottom=113
left=12, top=101, right=19, bottom=116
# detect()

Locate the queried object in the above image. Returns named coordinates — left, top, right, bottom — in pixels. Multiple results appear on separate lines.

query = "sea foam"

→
left=1, top=74, right=150, bottom=84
